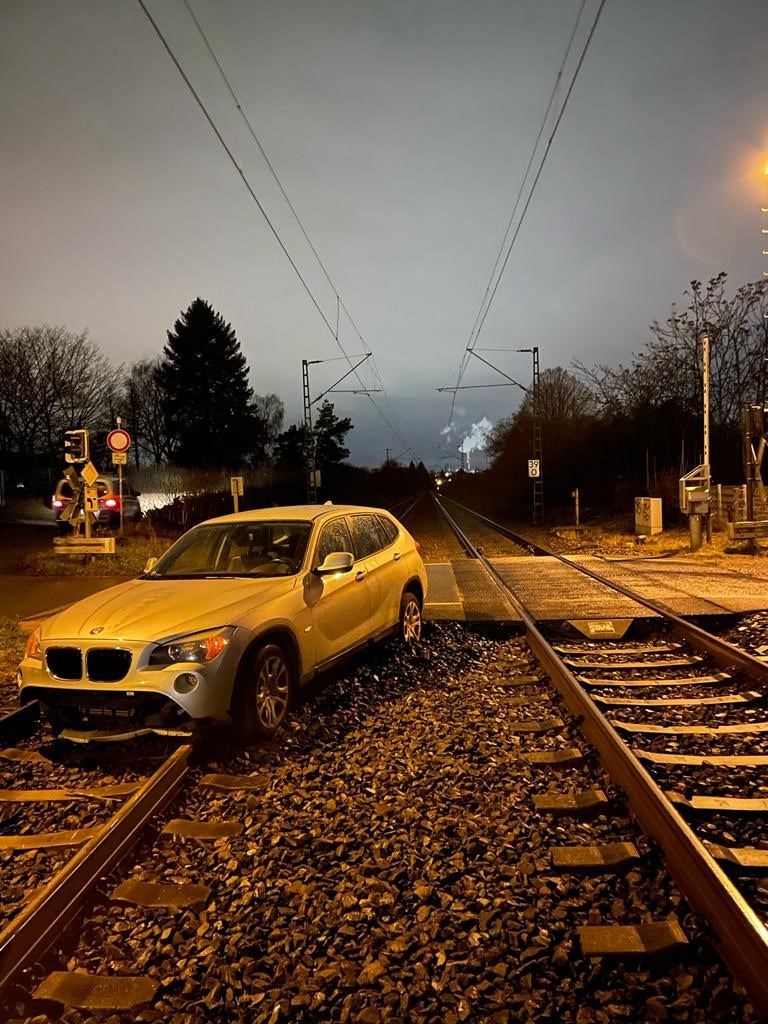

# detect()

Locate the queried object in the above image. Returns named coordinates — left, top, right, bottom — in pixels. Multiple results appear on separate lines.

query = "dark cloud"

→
left=1, top=0, right=766, bottom=466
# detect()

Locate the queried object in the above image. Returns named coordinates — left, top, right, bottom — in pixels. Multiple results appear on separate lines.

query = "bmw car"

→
left=18, top=504, right=427, bottom=743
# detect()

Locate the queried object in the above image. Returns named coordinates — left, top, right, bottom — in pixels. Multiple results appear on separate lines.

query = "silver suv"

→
left=52, top=475, right=142, bottom=530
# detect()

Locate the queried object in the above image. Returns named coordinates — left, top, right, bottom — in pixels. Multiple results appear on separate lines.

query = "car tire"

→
left=233, top=642, right=295, bottom=742
left=399, top=590, right=423, bottom=645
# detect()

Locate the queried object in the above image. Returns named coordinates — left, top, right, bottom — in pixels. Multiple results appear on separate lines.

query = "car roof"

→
left=204, top=503, right=392, bottom=526
left=56, top=475, right=122, bottom=487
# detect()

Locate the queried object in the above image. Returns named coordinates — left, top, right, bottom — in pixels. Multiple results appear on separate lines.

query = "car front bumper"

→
left=18, top=637, right=243, bottom=737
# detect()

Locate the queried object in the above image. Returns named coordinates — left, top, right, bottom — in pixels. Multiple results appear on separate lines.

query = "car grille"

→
left=45, top=647, right=133, bottom=682
left=24, top=689, right=188, bottom=732
left=87, top=648, right=132, bottom=682
left=46, top=647, right=83, bottom=680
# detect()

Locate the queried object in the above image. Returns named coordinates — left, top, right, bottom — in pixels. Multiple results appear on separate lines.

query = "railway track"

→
left=432, top=493, right=768, bottom=1017
left=0, top=495, right=763, bottom=1020
left=0, top=712, right=189, bottom=1009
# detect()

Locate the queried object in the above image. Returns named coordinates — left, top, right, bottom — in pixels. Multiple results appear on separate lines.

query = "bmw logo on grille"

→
left=90, top=626, right=104, bottom=635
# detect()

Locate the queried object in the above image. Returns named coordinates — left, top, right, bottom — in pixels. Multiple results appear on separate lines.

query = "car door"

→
left=304, top=515, right=373, bottom=665
left=348, top=513, right=403, bottom=635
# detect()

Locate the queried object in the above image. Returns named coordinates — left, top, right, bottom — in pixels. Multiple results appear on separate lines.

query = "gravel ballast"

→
left=13, top=623, right=757, bottom=1024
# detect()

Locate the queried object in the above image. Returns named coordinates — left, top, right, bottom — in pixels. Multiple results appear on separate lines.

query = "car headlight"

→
left=148, top=627, right=236, bottom=666
left=25, top=628, right=42, bottom=661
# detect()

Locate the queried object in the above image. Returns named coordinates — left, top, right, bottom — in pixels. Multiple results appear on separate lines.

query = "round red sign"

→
left=106, top=428, right=131, bottom=453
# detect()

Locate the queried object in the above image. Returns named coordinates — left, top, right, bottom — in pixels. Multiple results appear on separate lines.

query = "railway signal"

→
left=63, top=429, right=89, bottom=464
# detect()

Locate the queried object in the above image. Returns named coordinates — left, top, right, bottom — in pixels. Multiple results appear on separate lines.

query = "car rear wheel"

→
left=234, top=642, right=295, bottom=742
left=400, top=591, right=423, bottom=645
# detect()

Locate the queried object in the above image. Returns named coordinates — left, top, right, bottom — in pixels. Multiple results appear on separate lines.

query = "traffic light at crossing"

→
left=63, top=429, right=89, bottom=463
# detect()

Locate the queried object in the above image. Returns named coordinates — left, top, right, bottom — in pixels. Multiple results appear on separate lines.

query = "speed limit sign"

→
left=528, top=459, right=541, bottom=478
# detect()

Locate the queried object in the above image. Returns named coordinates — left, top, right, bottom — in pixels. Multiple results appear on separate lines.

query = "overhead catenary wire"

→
left=182, top=0, right=364, bottom=352
left=136, top=1, right=338, bottom=340
left=138, top=0, right=409, bottom=450
left=183, top=0, right=411, bottom=452
left=450, top=0, right=588, bottom=411
left=446, top=0, right=606, bottom=424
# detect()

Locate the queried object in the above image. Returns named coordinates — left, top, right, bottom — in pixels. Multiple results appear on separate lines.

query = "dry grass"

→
left=13, top=533, right=177, bottom=577
left=542, top=515, right=768, bottom=560
left=0, top=617, right=28, bottom=681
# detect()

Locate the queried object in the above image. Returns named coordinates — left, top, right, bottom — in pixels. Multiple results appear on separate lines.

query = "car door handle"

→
left=393, top=552, right=401, bottom=560
left=355, top=570, right=367, bottom=581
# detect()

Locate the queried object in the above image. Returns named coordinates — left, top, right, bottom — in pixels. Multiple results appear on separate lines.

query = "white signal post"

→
left=107, top=421, right=132, bottom=534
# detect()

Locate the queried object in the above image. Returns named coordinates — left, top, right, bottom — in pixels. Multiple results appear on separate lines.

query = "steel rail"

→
left=435, top=496, right=768, bottom=1018
left=432, top=495, right=480, bottom=559
left=0, top=702, right=40, bottom=745
left=440, top=493, right=768, bottom=683
left=391, top=493, right=425, bottom=523
left=0, top=742, right=191, bottom=1000
left=436, top=494, right=551, bottom=555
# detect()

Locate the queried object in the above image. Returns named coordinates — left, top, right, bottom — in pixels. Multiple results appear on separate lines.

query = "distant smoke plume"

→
left=459, top=417, right=492, bottom=454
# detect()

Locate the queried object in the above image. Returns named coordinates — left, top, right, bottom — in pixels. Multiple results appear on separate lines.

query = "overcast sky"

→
left=1, top=0, right=767, bottom=469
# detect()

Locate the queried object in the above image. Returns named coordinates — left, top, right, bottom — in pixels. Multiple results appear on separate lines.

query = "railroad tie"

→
left=0, top=826, right=99, bottom=850
left=522, top=748, right=585, bottom=767
left=199, top=772, right=270, bottom=791
left=507, top=717, right=564, bottom=734
left=533, top=789, right=608, bottom=817
left=579, top=671, right=732, bottom=689
left=564, top=656, right=703, bottom=670
left=495, top=673, right=540, bottom=687
left=554, top=643, right=682, bottom=655
left=33, top=970, right=158, bottom=1012
left=111, top=879, right=210, bottom=910
left=578, top=916, right=689, bottom=956
left=499, top=692, right=550, bottom=708
left=704, top=842, right=768, bottom=870
left=550, top=841, right=641, bottom=872
left=0, top=783, right=140, bottom=802
left=667, top=791, right=768, bottom=814
left=161, top=819, right=243, bottom=839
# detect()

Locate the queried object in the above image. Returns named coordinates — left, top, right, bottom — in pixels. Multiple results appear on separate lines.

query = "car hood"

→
left=41, top=576, right=300, bottom=642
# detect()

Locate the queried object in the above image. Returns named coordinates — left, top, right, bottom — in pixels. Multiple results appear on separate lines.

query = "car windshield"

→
left=148, top=521, right=312, bottom=579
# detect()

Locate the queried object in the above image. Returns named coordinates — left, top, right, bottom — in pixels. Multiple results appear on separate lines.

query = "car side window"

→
left=377, top=515, right=399, bottom=546
left=315, top=518, right=354, bottom=565
left=349, top=514, right=386, bottom=559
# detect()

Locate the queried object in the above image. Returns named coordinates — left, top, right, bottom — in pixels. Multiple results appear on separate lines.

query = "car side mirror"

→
left=313, top=551, right=354, bottom=576
left=143, top=557, right=158, bottom=573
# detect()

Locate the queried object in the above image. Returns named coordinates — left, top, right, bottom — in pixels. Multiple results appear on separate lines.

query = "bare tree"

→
left=576, top=274, right=768, bottom=429
left=251, top=393, right=285, bottom=465
left=124, top=358, right=172, bottom=466
left=0, top=325, right=122, bottom=467
left=487, top=367, right=596, bottom=466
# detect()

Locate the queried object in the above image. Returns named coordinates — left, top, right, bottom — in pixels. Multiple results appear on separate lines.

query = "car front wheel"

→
left=234, top=642, right=294, bottom=742
left=400, top=591, right=423, bottom=645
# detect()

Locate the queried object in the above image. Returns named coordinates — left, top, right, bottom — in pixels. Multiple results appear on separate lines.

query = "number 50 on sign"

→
left=528, top=459, right=541, bottom=478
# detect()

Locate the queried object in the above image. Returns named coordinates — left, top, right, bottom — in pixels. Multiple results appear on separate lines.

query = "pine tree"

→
left=313, top=400, right=352, bottom=466
left=158, top=298, right=255, bottom=468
